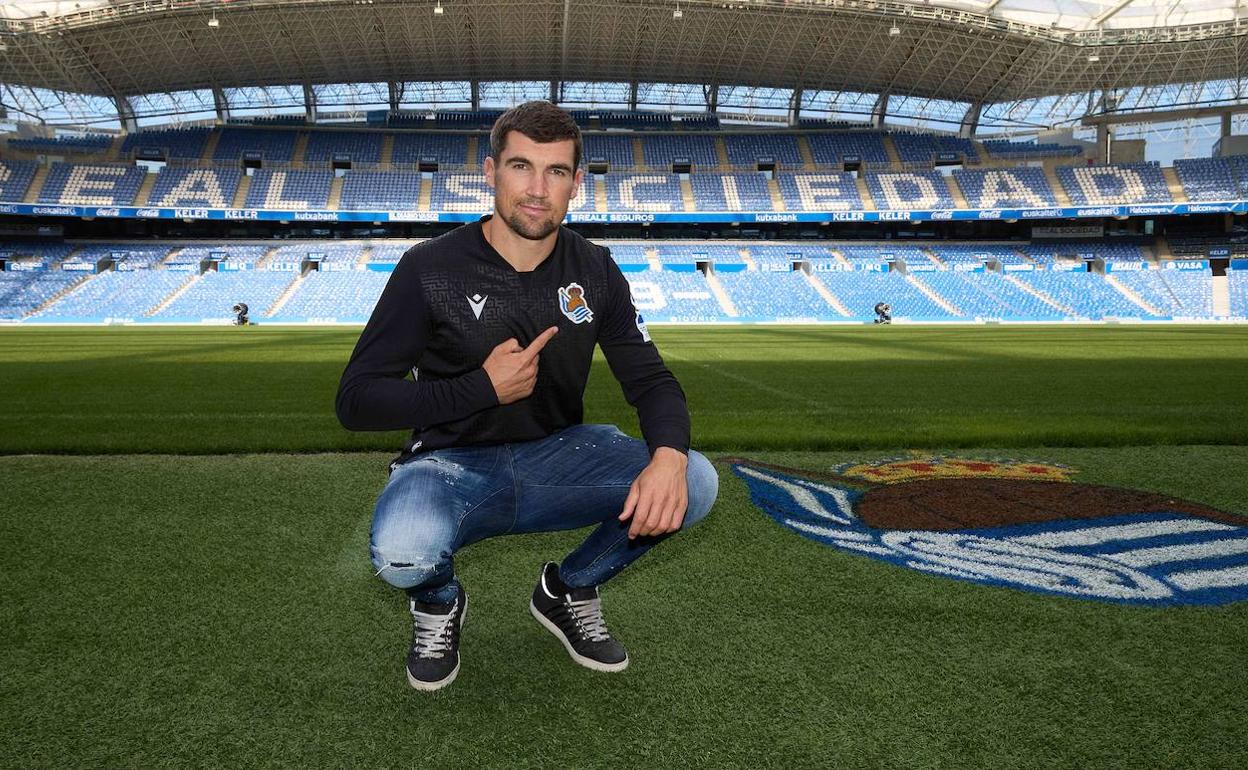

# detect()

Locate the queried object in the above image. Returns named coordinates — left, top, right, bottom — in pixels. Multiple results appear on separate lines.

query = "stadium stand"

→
left=865, top=171, right=957, bottom=209
left=213, top=127, right=298, bottom=163
left=120, top=128, right=212, bottom=160
left=367, top=242, right=417, bottom=264
left=1109, top=270, right=1212, bottom=317
left=1174, top=157, right=1238, bottom=201
left=7, top=134, right=112, bottom=154
left=953, top=167, right=1058, bottom=208
left=0, top=270, right=83, bottom=319
left=1230, top=270, right=1248, bottom=317
left=640, top=135, right=719, bottom=170
left=606, top=174, right=683, bottom=211
left=890, top=132, right=978, bottom=163
left=804, top=131, right=890, bottom=165
left=1012, top=271, right=1154, bottom=318
left=390, top=133, right=470, bottom=167
left=243, top=169, right=333, bottom=209
left=32, top=269, right=188, bottom=321
left=37, top=163, right=147, bottom=205
left=816, top=271, right=954, bottom=319
left=920, top=270, right=1065, bottom=319
left=980, top=140, right=1082, bottom=159
left=716, top=271, right=836, bottom=320
left=654, top=244, right=743, bottom=264
left=267, top=270, right=390, bottom=322
left=838, top=244, right=933, bottom=267
left=0, top=160, right=39, bottom=201
left=689, top=173, right=773, bottom=210
left=583, top=135, right=637, bottom=169
left=149, top=271, right=296, bottom=321
left=67, top=244, right=173, bottom=269
left=622, top=270, right=727, bottom=322
left=430, top=173, right=493, bottom=212
left=747, top=245, right=838, bottom=268
left=1057, top=162, right=1171, bottom=205
left=775, top=173, right=862, bottom=211
left=723, top=134, right=804, bottom=169
left=929, top=244, right=1029, bottom=266
left=175, top=245, right=269, bottom=269
left=604, top=244, right=650, bottom=265
left=148, top=167, right=242, bottom=208
left=303, top=131, right=383, bottom=165
left=339, top=171, right=422, bottom=211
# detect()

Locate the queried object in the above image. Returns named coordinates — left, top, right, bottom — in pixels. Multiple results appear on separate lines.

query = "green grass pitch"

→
left=2, top=326, right=1247, bottom=767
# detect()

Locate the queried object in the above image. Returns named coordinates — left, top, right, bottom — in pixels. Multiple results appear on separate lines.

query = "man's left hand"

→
left=619, top=447, right=689, bottom=540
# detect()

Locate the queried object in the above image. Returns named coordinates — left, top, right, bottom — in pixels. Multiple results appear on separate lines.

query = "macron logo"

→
left=467, top=293, right=488, bottom=320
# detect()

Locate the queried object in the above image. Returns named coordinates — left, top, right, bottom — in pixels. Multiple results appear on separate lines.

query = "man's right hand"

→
left=482, top=326, right=559, bottom=404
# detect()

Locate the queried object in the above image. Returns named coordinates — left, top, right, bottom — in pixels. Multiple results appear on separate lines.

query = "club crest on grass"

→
left=727, top=456, right=1248, bottom=606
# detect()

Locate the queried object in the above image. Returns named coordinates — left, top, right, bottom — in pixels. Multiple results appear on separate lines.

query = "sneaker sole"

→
left=529, top=600, right=629, bottom=673
left=406, top=596, right=467, bottom=692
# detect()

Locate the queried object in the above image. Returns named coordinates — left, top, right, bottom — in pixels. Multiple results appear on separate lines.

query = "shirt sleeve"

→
left=335, top=251, right=499, bottom=431
left=596, top=247, right=692, bottom=455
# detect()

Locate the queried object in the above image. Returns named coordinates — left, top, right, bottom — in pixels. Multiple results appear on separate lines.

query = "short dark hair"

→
left=489, top=101, right=582, bottom=169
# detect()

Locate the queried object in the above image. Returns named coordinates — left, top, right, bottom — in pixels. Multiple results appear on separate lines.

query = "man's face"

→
left=484, top=131, right=583, bottom=241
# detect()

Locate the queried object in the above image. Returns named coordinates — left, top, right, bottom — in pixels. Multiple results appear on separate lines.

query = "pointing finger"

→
left=521, top=326, right=559, bottom=360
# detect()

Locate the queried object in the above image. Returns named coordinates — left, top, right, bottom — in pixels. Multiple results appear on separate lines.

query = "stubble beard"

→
left=502, top=199, right=562, bottom=241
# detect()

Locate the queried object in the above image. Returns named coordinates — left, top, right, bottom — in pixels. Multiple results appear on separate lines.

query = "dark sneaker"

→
left=405, top=585, right=467, bottom=691
left=529, top=562, right=628, bottom=672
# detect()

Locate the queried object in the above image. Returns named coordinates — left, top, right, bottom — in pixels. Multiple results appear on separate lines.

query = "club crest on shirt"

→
left=558, top=282, right=593, bottom=324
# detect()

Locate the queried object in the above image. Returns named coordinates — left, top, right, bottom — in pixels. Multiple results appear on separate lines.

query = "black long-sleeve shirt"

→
left=336, top=216, right=690, bottom=467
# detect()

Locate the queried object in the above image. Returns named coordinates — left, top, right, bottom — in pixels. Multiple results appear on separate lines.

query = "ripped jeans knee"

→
left=370, top=546, right=453, bottom=591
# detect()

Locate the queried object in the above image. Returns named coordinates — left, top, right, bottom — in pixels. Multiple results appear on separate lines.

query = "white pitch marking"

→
left=738, top=466, right=852, bottom=524
left=1104, top=537, right=1248, bottom=568
left=1008, top=518, right=1234, bottom=549
left=1167, top=564, right=1248, bottom=591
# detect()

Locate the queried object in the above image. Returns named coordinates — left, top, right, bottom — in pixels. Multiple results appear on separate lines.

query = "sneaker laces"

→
left=566, top=596, right=610, bottom=643
left=410, top=602, right=456, bottom=658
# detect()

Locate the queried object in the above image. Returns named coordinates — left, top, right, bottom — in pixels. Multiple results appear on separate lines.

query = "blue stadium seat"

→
left=303, top=131, right=383, bottom=165
left=37, top=163, right=147, bottom=205
left=243, top=169, right=333, bottom=209
left=723, top=135, right=803, bottom=169
left=213, top=128, right=298, bottom=163
left=583, top=135, right=637, bottom=169
left=340, top=171, right=422, bottom=211
left=982, top=140, right=1082, bottom=160
left=805, top=132, right=889, bottom=165
left=149, top=168, right=242, bottom=208
left=1174, top=157, right=1237, bottom=201
left=890, top=132, right=978, bottom=163
left=775, top=173, right=862, bottom=211
left=689, top=173, right=773, bottom=210
left=268, top=270, right=391, bottom=322
left=605, top=174, right=682, bottom=212
left=32, top=269, right=189, bottom=321
left=0, top=160, right=39, bottom=201
left=0, top=270, right=85, bottom=319
left=1057, top=163, right=1171, bottom=205
left=121, top=128, right=212, bottom=160
left=391, top=133, right=470, bottom=167
left=953, top=167, right=1058, bottom=208
left=716, top=271, right=839, bottom=320
left=864, top=171, right=956, bottom=209
left=640, top=135, right=719, bottom=170
left=622, top=270, right=727, bottom=322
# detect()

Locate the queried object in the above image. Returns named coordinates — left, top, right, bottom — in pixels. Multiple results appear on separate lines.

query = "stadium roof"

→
left=0, top=1, right=1246, bottom=108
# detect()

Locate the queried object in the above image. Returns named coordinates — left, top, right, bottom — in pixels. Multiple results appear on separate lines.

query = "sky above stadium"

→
left=0, top=1, right=1244, bottom=31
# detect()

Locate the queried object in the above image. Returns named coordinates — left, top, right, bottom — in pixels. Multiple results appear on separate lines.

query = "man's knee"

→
left=370, top=538, right=453, bottom=590
left=370, top=501, right=457, bottom=590
left=681, top=449, right=719, bottom=529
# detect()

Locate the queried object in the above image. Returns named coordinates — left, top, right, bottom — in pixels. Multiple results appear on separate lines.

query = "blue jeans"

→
left=369, top=423, right=719, bottom=603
